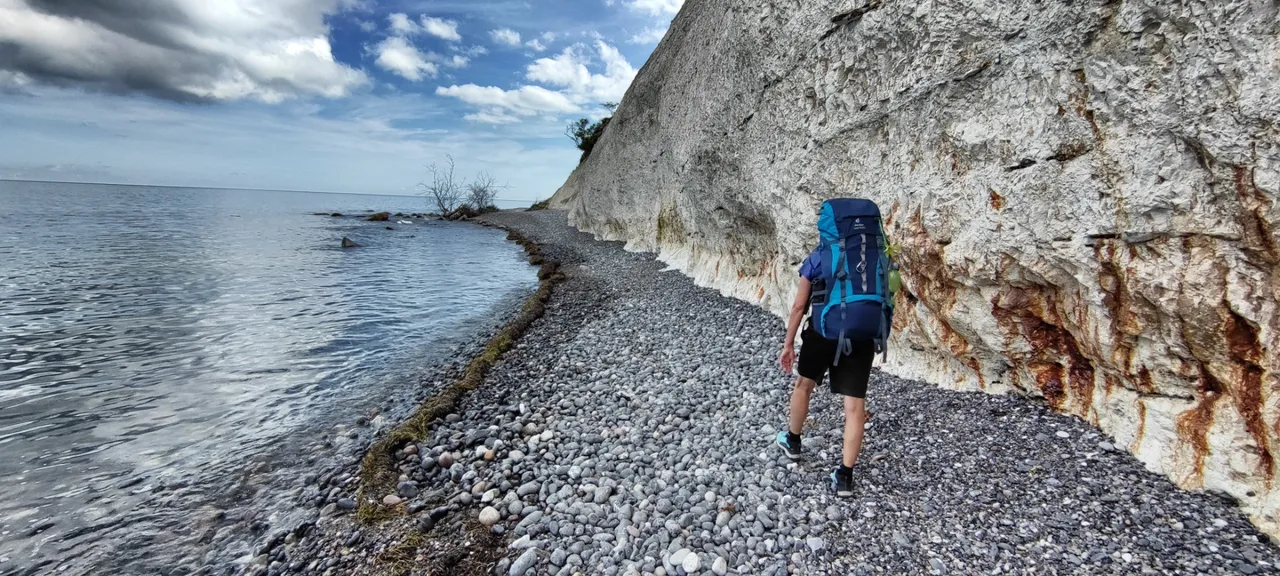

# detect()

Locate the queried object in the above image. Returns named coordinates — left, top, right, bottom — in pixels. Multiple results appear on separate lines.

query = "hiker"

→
left=776, top=199, right=897, bottom=497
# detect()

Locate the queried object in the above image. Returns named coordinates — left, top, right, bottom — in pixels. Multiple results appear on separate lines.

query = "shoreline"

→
left=245, top=210, right=1279, bottom=576
left=355, top=221, right=565, bottom=523
left=202, top=216, right=559, bottom=576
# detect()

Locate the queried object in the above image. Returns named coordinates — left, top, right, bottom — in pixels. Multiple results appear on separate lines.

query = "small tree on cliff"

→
left=565, top=102, right=618, bottom=164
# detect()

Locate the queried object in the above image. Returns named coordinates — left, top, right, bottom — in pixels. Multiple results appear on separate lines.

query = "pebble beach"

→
left=245, top=210, right=1280, bottom=576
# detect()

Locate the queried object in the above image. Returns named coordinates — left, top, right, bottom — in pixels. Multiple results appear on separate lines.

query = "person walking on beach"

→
left=775, top=198, right=897, bottom=497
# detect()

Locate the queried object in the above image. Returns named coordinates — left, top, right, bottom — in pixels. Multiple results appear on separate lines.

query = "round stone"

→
left=383, top=494, right=403, bottom=506
left=682, top=552, right=700, bottom=573
left=479, top=506, right=501, bottom=526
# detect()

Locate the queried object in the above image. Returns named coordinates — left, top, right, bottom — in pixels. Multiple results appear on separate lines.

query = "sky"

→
left=0, top=0, right=683, bottom=204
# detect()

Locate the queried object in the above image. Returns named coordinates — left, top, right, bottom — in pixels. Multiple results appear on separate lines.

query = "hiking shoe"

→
left=831, top=469, right=854, bottom=498
left=775, top=431, right=801, bottom=460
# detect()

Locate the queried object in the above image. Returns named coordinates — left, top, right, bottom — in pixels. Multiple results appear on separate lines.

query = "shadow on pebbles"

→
left=253, top=210, right=1279, bottom=576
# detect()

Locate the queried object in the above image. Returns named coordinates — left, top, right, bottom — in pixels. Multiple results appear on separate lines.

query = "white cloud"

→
left=0, top=0, right=367, bottom=103
left=421, top=17, right=461, bottom=41
left=357, top=20, right=377, bottom=33
left=526, top=49, right=591, bottom=88
left=629, top=26, right=667, bottom=44
left=374, top=37, right=438, bottom=81
left=445, top=55, right=470, bottom=68
left=436, top=84, right=579, bottom=117
left=0, top=70, right=31, bottom=87
left=624, top=0, right=684, bottom=16
left=527, top=42, right=635, bottom=102
left=541, top=32, right=558, bottom=42
left=464, top=111, right=521, bottom=124
left=491, top=29, right=521, bottom=46
left=386, top=14, right=460, bottom=42
left=527, top=39, right=548, bottom=52
left=387, top=13, right=420, bottom=35
left=438, top=41, right=637, bottom=124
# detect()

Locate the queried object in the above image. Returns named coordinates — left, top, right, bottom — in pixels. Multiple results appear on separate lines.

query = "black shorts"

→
left=797, top=320, right=874, bottom=398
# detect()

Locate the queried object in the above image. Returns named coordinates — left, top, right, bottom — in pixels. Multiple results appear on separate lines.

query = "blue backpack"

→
left=808, top=198, right=894, bottom=363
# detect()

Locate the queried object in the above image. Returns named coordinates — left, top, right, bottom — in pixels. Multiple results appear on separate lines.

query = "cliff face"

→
left=553, top=0, right=1280, bottom=535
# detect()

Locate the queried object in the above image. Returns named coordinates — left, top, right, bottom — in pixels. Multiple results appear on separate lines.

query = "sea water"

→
left=0, top=180, right=537, bottom=574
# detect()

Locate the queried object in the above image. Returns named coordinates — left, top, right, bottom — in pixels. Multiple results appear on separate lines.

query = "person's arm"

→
left=779, top=277, right=811, bottom=373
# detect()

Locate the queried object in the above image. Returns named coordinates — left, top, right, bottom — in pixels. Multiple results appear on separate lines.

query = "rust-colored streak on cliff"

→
left=1226, top=307, right=1274, bottom=484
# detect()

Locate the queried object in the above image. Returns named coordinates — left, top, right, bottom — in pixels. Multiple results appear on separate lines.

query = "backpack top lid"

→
left=817, top=198, right=882, bottom=242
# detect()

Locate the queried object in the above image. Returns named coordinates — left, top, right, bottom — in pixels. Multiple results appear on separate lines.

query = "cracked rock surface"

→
left=552, top=0, right=1280, bottom=538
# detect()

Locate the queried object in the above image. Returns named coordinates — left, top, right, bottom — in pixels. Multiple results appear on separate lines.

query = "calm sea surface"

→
left=0, top=181, right=537, bottom=574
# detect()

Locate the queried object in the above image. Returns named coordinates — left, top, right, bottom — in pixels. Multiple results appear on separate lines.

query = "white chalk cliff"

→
left=552, top=0, right=1280, bottom=536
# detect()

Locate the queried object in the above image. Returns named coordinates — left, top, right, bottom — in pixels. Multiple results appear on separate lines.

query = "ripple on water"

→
left=0, top=181, right=537, bottom=574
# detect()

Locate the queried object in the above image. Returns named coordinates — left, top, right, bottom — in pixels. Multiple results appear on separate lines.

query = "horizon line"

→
left=0, top=178, right=540, bottom=205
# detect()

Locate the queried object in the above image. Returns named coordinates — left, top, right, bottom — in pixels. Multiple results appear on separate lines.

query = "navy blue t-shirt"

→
left=799, top=249, right=824, bottom=335
left=798, top=249, right=823, bottom=282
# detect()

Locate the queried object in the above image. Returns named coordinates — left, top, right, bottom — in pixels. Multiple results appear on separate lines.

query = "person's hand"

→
left=779, top=344, right=796, bottom=374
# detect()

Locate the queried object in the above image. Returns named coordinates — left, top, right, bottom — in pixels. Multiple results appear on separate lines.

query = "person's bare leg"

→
left=842, top=396, right=866, bottom=467
left=788, top=377, right=817, bottom=435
